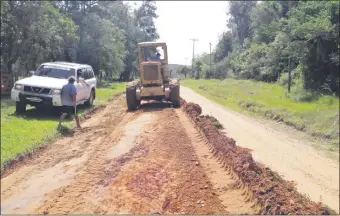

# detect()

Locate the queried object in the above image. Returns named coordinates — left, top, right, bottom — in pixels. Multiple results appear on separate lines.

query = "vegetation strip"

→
left=180, top=98, right=335, bottom=215
left=181, top=79, right=339, bottom=151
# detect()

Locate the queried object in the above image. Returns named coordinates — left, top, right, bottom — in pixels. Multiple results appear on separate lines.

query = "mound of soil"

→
left=200, top=115, right=224, bottom=130
left=181, top=99, right=334, bottom=215
left=183, top=102, right=202, bottom=118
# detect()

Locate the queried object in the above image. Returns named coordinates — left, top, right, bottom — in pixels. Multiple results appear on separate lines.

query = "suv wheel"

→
left=85, top=89, right=94, bottom=106
left=16, top=101, right=27, bottom=114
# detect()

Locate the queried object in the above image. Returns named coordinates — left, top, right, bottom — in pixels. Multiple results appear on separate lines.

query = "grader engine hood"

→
left=141, top=62, right=162, bottom=85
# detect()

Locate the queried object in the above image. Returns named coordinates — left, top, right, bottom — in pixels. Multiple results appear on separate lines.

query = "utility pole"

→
left=287, top=27, right=292, bottom=93
left=209, top=43, right=212, bottom=79
left=190, top=38, right=199, bottom=77
left=288, top=56, right=291, bottom=93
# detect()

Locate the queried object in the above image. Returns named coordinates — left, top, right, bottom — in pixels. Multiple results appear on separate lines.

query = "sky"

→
left=127, top=1, right=230, bottom=65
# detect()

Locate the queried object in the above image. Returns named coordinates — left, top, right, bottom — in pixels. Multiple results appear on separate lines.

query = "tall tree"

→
left=227, top=1, right=256, bottom=47
left=0, top=1, right=160, bottom=82
left=251, top=1, right=283, bottom=44
left=214, top=32, right=233, bottom=61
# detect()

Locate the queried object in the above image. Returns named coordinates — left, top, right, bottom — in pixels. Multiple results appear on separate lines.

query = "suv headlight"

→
left=52, top=89, right=61, bottom=95
left=14, top=84, right=23, bottom=90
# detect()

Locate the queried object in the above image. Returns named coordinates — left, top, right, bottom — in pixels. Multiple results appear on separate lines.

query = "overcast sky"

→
left=127, top=1, right=230, bottom=65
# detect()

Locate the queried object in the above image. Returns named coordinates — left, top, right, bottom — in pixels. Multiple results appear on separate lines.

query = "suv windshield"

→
left=35, top=65, right=75, bottom=79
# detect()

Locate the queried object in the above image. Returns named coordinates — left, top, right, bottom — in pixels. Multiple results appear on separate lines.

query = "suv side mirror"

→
left=29, top=71, right=35, bottom=76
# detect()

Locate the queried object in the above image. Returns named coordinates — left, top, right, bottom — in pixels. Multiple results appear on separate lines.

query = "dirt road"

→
left=1, top=95, right=258, bottom=214
left=180, top=86, right=339, bottom=212
left=0, top=93, right=336, bottom=214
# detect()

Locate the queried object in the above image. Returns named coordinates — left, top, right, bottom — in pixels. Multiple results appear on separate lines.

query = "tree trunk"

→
left=77, top=2, right=86, bottom=62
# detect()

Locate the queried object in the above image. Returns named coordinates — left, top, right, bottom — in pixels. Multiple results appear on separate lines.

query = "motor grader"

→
left=126, top=42, right=180, bottom=110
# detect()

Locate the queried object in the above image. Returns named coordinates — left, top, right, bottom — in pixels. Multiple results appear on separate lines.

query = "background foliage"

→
left=1, top=0, right=159, bottom=82
left=199, top=1, right=339, bottom=96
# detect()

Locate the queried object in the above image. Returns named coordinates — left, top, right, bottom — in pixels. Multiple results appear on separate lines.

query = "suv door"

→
left=86, top=67, right=96, bottom=88
left=82, top=67, right=92, bottom=99
left=76, top=68, right=86, bottom=101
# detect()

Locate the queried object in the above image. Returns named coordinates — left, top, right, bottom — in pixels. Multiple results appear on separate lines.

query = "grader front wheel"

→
left=170, top=84, right=180, bottom=107
left=126, top=86, right=139, bottom=111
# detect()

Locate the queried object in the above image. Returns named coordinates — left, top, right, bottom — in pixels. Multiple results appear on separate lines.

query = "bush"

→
left=278, top=72, right=300, bottom=87
left=289, top=87, right=320, bottom=102
left=214, top=57, right=229, bottom=79
left=278, top=73, right=289, bottom=86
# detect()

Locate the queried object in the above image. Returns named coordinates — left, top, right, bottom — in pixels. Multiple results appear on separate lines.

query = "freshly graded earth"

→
left=0, top=94, right=337, bottom=214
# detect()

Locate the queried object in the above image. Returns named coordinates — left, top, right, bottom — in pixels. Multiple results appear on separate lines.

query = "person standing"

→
left=58, top=76, right=81, bottom=129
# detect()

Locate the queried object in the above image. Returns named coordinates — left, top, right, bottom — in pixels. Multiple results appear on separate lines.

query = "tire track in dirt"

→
left=96, top=107, right=228, bottom=214
left=30, top=104, right=144, bottom=214
left=1, top=95, right=128, bottom=214
left=176, top=109, right=259, bottom=214
left=24, top=104, right=236, bottom=214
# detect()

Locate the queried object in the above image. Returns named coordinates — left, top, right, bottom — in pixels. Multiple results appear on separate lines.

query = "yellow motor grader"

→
left=126, top=42, right=180, bottom=110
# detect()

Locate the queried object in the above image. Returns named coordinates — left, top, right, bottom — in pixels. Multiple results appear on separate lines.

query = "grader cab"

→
left=126, top=42, right=180, bottom=110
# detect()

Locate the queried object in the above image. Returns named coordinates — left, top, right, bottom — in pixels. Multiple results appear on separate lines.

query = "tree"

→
left=227, top=1, right=256, bottom=47
left=195, top=60, right=203, bottom=80
left=251, top=1, right=283, bottom=44
left=214, top=31, right=233, bottom=62
left=1, top=1, right=23, bottom=77
left=0, top=1, right=160, bottom=82
left=287, top=1, right=339, bottom=93
left=134, top=1, right=159, bottom=42
left=179, top=66, right=190, bottom=79
left=213, top=0, right=339, bottom=95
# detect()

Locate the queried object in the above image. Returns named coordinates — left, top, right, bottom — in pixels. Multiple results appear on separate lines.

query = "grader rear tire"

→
left=170, top=84, right=180, bottom=107
left=126, top=86, right=139, bottom=111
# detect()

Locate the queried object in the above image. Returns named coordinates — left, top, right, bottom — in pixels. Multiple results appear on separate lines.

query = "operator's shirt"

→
left=60, top=83, right=77, bottom=106
left=150, top=56, right=160, bottom=60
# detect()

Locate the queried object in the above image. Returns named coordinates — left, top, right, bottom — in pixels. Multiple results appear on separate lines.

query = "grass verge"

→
left=181, top=79, right=339, bottom=152
left=1, top=81, right=126, bottom=169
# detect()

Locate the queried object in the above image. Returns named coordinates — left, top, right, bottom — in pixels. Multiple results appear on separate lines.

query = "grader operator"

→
left=126, top=42, right=180, bottom=110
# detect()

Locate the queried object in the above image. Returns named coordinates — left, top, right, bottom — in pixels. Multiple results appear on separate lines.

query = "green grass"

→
left=1, top=82, right=126, bottom=169
left=96, top=81, right=126, bottom=104
left=181, top=79, right=339, bottom=151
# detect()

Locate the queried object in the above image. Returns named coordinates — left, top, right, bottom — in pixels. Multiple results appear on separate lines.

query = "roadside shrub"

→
left=289, top=87, right=320, bottom=102
left=278, top=73, right=289, bottom=86
left=214, top=57, right=229, bottom=79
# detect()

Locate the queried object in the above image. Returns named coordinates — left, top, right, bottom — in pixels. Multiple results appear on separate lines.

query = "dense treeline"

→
left=191, top=1, right=339, bottom=96
left=0, top=1, right=158, bottom=82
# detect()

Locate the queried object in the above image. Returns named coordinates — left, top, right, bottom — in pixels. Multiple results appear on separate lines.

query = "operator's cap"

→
left=68, top=76, right=75, bottom=83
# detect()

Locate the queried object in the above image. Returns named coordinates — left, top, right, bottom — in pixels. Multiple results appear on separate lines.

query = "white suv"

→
left=11, top=61, right=97, bottom=113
